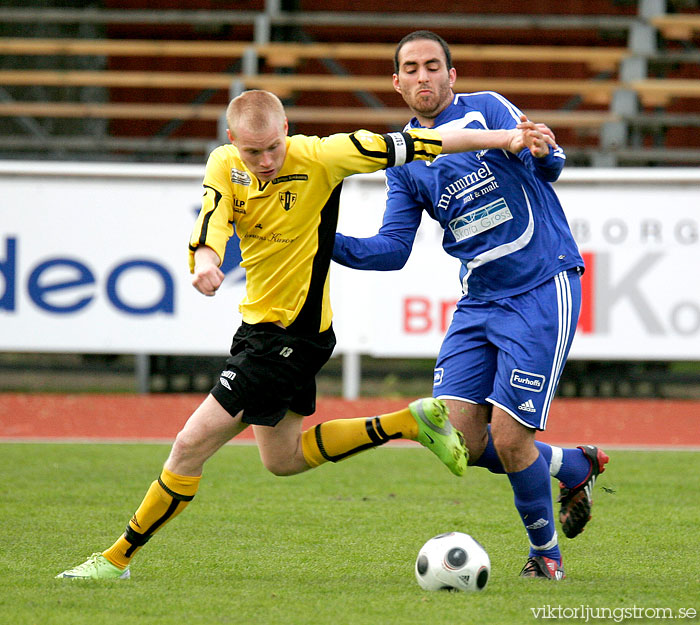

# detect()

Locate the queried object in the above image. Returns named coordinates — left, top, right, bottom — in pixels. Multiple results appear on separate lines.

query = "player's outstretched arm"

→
left=192, top=245, right=225, bottom=296
left=438, top=127, right=524, bottom=155
left=437, top=118, right=556, bottom=156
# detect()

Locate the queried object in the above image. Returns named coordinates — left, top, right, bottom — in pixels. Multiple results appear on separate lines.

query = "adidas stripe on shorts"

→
left=433, top=268, right=581, bottom=430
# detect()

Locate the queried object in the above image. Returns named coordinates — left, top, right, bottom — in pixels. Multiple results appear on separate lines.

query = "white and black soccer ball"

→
left=415, top=532, right=490, bottom=592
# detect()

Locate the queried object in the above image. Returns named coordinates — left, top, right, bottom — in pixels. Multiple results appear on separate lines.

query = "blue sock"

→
left=536, top=440, right=552, bottom=464
left=473, top=426, right=553, bottom=476
left=472, top=426, right=506, bottom=474
left=549, top=446, right=592, bottom=489
left=507, top=452, right=561, bottom=562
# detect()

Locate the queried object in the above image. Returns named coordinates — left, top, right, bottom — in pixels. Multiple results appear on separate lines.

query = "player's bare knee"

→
left=259, top=444, right=309, bottom=476
left=490, top=430, right=521, bottom=469
left=168, top=428, right=209, bottom=466
left=261, top=456, right=298, bottom=477
left=172, top=428, right=196, bottom=453
left=445, top=401, right=489, bottom=463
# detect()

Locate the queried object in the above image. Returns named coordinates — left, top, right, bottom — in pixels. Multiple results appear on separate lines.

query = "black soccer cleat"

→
left=520, top=555, right=565, bottom=580
left=558, top=445, right=610, bottom=539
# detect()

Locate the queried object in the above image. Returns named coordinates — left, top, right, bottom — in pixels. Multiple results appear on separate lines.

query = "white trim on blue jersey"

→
left=454, top=91, right=525, bottom=125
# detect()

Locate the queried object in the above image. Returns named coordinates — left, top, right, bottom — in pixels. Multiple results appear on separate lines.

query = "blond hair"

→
left=226, top=90, right=286, bottom=137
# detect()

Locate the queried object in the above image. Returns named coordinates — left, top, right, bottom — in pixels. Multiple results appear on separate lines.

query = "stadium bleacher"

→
left=0, top=1, right=698, bottom=166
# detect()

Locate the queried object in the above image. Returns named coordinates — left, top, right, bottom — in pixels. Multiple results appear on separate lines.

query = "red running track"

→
left=0, top=394, right=698, bottom=449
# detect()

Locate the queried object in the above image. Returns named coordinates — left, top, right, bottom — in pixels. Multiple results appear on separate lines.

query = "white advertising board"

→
left=1, top=162, right=699, bottom=360
left=0, top=162, right=241, bottom=355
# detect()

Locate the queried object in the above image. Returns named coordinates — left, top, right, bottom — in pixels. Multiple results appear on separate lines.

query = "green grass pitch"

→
left=1, top=443, right=698, bottom=625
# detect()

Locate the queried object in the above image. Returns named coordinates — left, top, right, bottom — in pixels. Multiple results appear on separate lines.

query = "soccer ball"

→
left=415, top=532, right=490, bottom=592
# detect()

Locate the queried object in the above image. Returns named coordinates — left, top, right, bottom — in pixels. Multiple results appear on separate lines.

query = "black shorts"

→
left=210, top=322, right=336, bottom=427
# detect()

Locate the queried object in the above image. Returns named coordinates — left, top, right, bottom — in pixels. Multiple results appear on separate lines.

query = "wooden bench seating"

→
left=3, top=69, right=700, bottom=107
left=0, top=69, right=622, bottom=103
left=630, top=78, right=700, bottom=106
left=0, top=38, right=629, bottom=71
left=0, top=8, right=638, bottom=32
left=0, top=101, right=619, bottom=129
left=649, top=14, right=700, bottom=40
left=0, top=15, right=696, bottom=165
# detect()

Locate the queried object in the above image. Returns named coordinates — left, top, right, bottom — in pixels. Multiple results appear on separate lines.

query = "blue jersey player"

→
left=333, top=31, right=610, bottom=579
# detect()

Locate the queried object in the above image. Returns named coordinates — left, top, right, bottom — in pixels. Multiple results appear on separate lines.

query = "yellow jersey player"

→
left=56, top=89, right=548, bottom=579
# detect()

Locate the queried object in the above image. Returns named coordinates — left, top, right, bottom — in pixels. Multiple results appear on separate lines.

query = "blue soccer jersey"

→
left=333, top=91, right=584, bottom=300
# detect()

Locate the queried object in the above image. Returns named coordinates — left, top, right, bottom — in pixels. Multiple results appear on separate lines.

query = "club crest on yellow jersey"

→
left=279, top=190, right=297, bottom=211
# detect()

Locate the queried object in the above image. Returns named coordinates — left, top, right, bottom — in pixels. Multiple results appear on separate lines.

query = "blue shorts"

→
left=433, top=269, right=581, bottom=430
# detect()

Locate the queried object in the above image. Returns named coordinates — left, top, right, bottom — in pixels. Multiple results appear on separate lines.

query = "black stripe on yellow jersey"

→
left=189, top=128, right=442, bottom=335
left=192, top=185, right=223, bottom=251
left=288, top=182, right=343, bottom=334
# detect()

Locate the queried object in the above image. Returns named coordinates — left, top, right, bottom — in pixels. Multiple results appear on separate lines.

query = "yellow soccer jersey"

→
left=189, top=128, right=442, bottom=334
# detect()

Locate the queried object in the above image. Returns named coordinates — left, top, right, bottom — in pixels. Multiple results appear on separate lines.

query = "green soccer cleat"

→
left=55, top=553, right=130, bottom=580
left=409, top=398, right=468, bottom=477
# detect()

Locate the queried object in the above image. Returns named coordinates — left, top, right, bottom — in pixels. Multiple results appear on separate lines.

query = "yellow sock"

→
left=102, top=468, right=201, bottom=569
left=301, top=407, right=418, bottom=467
